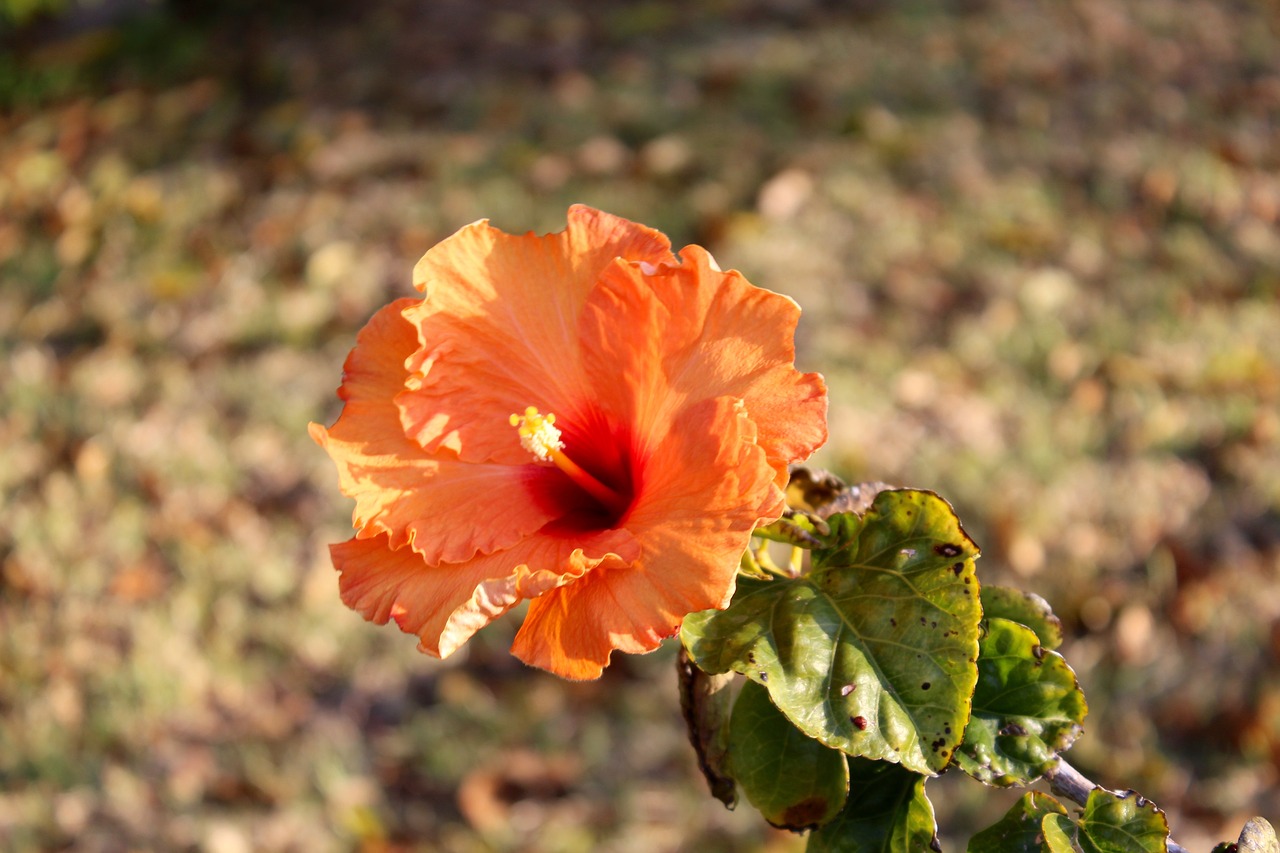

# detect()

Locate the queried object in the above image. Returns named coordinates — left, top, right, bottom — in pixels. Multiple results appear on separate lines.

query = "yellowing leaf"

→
left=684, top=490, right=983, bottom=775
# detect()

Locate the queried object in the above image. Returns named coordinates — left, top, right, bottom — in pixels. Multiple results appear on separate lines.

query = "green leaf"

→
left=981, top=789, right=1171, bottom=853
left=727, top=679, right=849, bottom=830
left=967, top=792, right=1069, bottom=853
left=683, top=490, right=983, bottom=776
left=807, top=758, right=939, bottom=853
left=954, top=618, right=1087, bottom=786
left=1075, top=788, right=1172, bottom=853
left=1043, top=814, right=1085, bottom=852
left=979, top=585, right=1064, bottom=650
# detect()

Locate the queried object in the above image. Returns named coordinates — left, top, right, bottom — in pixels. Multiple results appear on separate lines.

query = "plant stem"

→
left=1045, top=759, right=1190, bottom=853
left=1043, top=759, right=1095, bottom=807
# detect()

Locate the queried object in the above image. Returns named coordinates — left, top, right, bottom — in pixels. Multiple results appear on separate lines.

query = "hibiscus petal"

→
left=315, top=207, right=832, bottom=678
left=397, top=205, right=677, bottom=465
left=511, top=397, right=782, bottom=679
left=578, top=245, right=827, bottom=485
left=309, top=299, right=563, bottom=564
left=332, top=525, right=640, bottom=659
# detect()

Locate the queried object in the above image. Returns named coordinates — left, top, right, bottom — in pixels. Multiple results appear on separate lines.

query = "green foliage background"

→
left=2, top=1, right=1278, bottom=850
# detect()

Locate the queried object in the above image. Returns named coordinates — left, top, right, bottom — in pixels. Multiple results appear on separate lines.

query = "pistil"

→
left=510, top=407, right=627, bottom=512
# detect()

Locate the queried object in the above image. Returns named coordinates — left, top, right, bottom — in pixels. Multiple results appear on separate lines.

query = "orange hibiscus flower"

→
left=310, top=205, right=827, bottom=679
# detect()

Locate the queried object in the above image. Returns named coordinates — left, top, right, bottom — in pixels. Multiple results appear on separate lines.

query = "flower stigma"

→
left=510, top=406, right=627, bottom=513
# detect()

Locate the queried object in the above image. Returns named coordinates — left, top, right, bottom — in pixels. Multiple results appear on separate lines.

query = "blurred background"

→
left=2, top=0, right=1278, bottom=850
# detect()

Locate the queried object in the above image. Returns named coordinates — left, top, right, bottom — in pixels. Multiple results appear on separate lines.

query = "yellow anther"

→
left=509, top=406, right=564, bottom=462
left=509, top=406, right=627, bottom=513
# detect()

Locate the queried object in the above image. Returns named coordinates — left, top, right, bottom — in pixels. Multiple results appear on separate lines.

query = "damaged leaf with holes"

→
left=954, top=618, right=1087, bottom=786
left=682, top=489, right=983, bottom=776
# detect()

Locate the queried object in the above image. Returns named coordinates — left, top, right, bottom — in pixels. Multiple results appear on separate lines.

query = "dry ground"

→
left=2, top=1, right=1279, bottom=850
